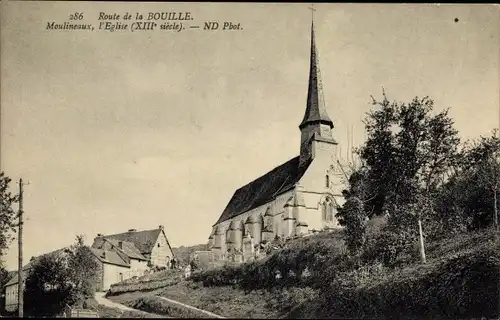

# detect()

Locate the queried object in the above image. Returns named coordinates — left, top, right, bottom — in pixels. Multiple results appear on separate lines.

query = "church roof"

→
left=92, top=228, right=162, bottom=255
left=214, top=156, right=312, bottom=226
left=299, top=20, right=334, bottom=130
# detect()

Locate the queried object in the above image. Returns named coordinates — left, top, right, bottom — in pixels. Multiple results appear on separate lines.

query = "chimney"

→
left=128, top=229, right=137, bottom=232
left=158, top=225, right=164, bottom=230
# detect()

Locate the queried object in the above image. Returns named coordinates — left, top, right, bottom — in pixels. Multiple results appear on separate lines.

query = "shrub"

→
left=190, top=231, right=350, bottom=291
left=302, top=246, right=500, bottom=319
left=361, top=229, right=417, bottom=267
left=107, top=277, right=181, bottom=296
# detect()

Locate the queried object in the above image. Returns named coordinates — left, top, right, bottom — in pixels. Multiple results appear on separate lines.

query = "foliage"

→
left=336, top=196, right=366, bottom=254
left=0, top=172, right=19, bottom=262
left=24, top=252, right=76, bottom=317
left=190, top=231, right=350, bottom=290
left=108, top=276, right=181, bottom=296
left=0, top=267, right=12, bottom=288
left=67, top=235, right=100, bottom=302
left=108, top=228, right=498, bottom=319
left=362, top=228, right=418, bottom=268
left=305, top=246, right=500, bottom=319
left=435, top=132, right=500, bottom=231
left=358, top=94, right=460, bottom=224
left=24, top=236, right=100, bottom=317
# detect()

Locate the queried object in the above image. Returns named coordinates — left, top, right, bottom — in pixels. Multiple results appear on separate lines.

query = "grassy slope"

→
left=106, top=229, right=499, bottom=319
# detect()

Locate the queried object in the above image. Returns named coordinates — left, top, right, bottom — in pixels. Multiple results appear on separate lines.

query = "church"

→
left=207, top=18, right=346, bottom=262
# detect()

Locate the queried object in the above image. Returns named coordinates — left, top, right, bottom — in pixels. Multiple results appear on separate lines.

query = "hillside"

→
left=106, top=228, right=500, bottom=319
left=171, top=244, right=209, bottom=265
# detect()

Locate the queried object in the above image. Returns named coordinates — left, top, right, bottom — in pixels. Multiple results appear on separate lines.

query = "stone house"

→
left=90, top=225, right=175, bottom=290
left=89, top=247, right=146, bottom=292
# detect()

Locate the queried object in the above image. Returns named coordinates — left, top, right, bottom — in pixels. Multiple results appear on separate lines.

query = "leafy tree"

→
left=348, top=93, right=460, bottom=264
left=24, top=236, right=100, bottom=317
left=359, top=93, right=460, bottom=224
left=24, top=252, right=76, bottom=317
left=435, top=132, right=500, bottom=231
left=336, top=196, right=366, bottom=254
left=67, top=235, right=100, bottom=303
left=0, top=172, right=19, bottom=263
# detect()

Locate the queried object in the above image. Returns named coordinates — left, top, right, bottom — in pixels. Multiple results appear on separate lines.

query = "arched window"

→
left=322, top=197, right=335, bottom=222
left=322, top=200, right=327, bottom=221
left=226, top=228, right=231, bottom=243
left=328, top=201, right=335, bottom=222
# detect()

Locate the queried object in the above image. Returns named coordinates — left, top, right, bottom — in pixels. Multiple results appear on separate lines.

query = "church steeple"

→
left=299, top=9, right=337, bottom=166
left=299, top=18, right=334, bottom=130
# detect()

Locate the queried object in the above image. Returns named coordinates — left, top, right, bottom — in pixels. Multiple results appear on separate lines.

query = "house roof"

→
left=92, top=228, right=162, bottom=255
left=90, top=248, right=130, bottom=268
left=214, top=156, right=312, bottom=226
left=5, top=273, right=19, bottom=287
left=104, top=239, right=148, bottom=261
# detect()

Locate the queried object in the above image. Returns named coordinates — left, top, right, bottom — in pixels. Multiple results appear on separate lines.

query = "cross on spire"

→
left=308, top=4, right=316, bottom=23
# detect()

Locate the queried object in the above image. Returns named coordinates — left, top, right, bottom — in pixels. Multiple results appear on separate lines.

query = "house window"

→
left=157, top=243, right=160, bottom=248
left=326, top=175, right=330, bottom=188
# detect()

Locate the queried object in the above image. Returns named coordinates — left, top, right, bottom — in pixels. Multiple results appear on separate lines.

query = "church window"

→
left=158, top=243, right=160, bottom=248
left=326, top=175, right=330, bottom=188
left=328, top=202, right=335, bottom=221
left=322, top=198, right=335, bottom=221
left=322, top=201, right=327, bottom=221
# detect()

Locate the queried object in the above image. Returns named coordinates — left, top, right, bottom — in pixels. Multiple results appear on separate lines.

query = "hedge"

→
left=107, top=277, right=181, bottom=296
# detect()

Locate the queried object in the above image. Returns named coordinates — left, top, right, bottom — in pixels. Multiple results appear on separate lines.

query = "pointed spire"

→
left=299, top=14, right=334, bottom=130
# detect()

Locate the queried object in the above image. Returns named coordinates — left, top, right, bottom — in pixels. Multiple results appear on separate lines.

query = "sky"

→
left=1, top=2, right=498, bottom=271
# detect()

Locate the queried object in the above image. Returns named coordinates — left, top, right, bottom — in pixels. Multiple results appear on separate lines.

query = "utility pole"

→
left=17, top=178, right=27, bottom=318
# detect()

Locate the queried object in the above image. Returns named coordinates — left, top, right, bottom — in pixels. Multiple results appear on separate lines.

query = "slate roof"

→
left=299, top=20, right=333, bottom=130
left=214, top=156, right=312, bottom=226
left=107, top=239, right=148, bottom=261
left=90, top=248, right=130, bottom=268
left=92, top=228, right=162, bottom=255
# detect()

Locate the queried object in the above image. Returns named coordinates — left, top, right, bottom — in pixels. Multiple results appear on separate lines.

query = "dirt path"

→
left=95, top=292, right=139, bottom=312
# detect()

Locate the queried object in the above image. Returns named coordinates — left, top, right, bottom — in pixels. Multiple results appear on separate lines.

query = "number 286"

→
left=69, top=12, right=83, bottom=20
